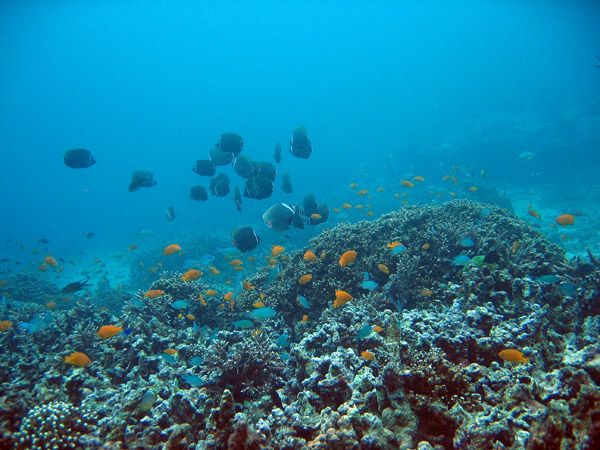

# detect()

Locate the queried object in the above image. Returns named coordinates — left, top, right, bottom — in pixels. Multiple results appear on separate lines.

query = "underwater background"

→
left=1, top=1, right=600, bottom=449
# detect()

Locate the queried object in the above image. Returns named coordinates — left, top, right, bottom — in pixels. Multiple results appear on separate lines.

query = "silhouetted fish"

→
left=234, top=186, right=242, bottom=211
left=244, top=175, right=274, bottom=199
left=192, top=159, right=216, bottom=176
left=233, top=155, right=254, bottom=178
left=231, top=226, right=260, bottom=253
left=290, top=126, right=312, bottom=159
left=209, top=146, right=233, bottom=166
left=217, top=133, right=243, bottom=156
left=128, top=171, right=157, bottom=192
left=64, top=148, right=96, bottom=168
left=273, top=142, right=282, bottom=163
left=165, top=206, right=176, bottom=221
left=189, top=186, right=208, bottom=201
left=263, top=203, right=294, bottom=231
left=62, top=278, right=90, bottom=293
left=281, top=170, right=292, bottom=194
left=209, top=173, right=230, bottom=197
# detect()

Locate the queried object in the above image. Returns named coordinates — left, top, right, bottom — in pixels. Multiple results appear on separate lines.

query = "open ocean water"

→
left=1, top=1, right=599, bottom=449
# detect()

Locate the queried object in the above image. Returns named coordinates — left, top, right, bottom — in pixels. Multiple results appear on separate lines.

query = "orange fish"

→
left=298, top=274, right=313, bottom=284
left=413, top=176, right=425, bottom=182
left=310, top=213, right=322, bottom=220
left=163, top=348, right=178, bottom=355
left=442, top=175, right=450, bottom=181
left=304, top=250, right=318, bottom=262
left=401, top=180, right=414, bottom=188
left=233, top=266, right=244, bottom=272
left=378, top=264, right=389, bottom=274
left=377, top=187, right=384, bottom=192
left=182, top=269, right=202, bottom=282
left=162, top=244, right=181, bottom=255
left=386, top=241, right=403, bottom=248
left=366, top=211, right=374, bottom=216
left=302, top=314, right=308, bottom=324
left=253, top=301, right=266, bottom=308
left=145, top=289, right=165, bottom=299
left=420, top=289, right=433, bottom=296
left=357, top=189, right=368, bottom=196
left=0, top=320, right=12, bottom=332
left=65, top=352, right=92, bottom=367
left=248, top=256, right=256, bottom=262
left=259, top=293, right=265, bottom=300
left=229, top=299, right=235, bottom=310
left=97, top=325, right=123, bottom=339
left=44, top=256, right=58, bottom=266
left=229, top=259, right=243, bottom=266
left=199, top=294, right=207, bottom=306
left=176, top=313, right=183, bottom=319
left=271, top=245, right=285, bottom=257
left=209, top=266, right=220, bottom=275
left=349, top=182, right=358, bottom=189
left=527, top=209, right=541, bottom=219
left=354, top=205, right=363, bottom=210
left=555, top=214, right=575, bottom=226
left=242, top=281, right=255, bottom=291
left=128, top=244, right=138, bottom=251
left=512, top=241, right=520, bottom=254
left=252, top=329, right=262, bottom=337
left=373, top=325, right=384, bottom=333
left=451, top=176, right=458, bottom=186
left=45, top=301, right=57, bottom=309
left=498, top=349, right=529, bottom=364
left=38, top=263, right=48, bottom=272
left=186, top=314, right=195, bottom=320
left=422, top=243, right=430, bottom=250
left=342, top=203, right=352, bottom=210
left=468, top=186, right=478, bottom=192
left=361, top=351, right=375, bottom=361
left=333, top=290, right=353, bottom=308
left=320, top=252, right=327, bottom=259
left=205, top=289, right=218, bottom=297
left=339, top=250, right=357, bottom=267
left=224, top=292, right=233, bottom=301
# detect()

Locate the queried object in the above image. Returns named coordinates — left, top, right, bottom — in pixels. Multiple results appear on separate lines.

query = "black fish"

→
left=281, top=170, right=293, bottom=194
left=292, top=203, right=304, bottom=229
left=62, top=278, right=90, bottom=294
left=128, top=171, right=157, bottom=192
left=290, top=125, right=312, bottom=159
left=231, top=226, right=260, bottom=253
left=209, top=146, right=233, bottom=166
left=189, top=186, right=208, bottom=201
left=263, top=203, right=294, bottom=231
left=217, top=133, right=244, bottom=156
left=234, top=186, right=242, bottom=212
left=38, top=238, right=50, bottom=244
left=233, top=155, right=254, bottom=178
left=0, top=258, right=8, bottom=263
left=270, top=387, right=283, bottom=409
left=192, top=159, right=216, bottom=176
left=63, top=148, right=96, bottom=169
left=243, top=175, right=274, bottom=200
left=85, top=232, right=96, bottom=239
left=209, top=173, right=230, bottom=197
left=303, top=194, right=319, bottom=217
left=252, top=161, right=277, bottom=182
left=273, top=142, right=282, bottom=163
left=165, top=206, right=176, bottom=221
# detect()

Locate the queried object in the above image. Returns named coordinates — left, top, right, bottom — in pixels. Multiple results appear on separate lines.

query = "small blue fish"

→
left=181, top=374, right=204, bottom=387
left=246, top=307, right=277, bottom=321
left=459, top=238, right=474, bottom=247
left=265, top=266, right=280, bottom=285
left=275, top=333, right=291, bottom=348
left=122, top=328, right=133, bottom=336
left=297, top=295, right=310, bottom=309
left=355, top=325, right=373, bottom=340
left=281, top=352, right=290, bottom=360
left=130, top=298, right=145, bottom=309
left=233, top=319, right=253, bottom=329
left=390, top=245, right=406, bottom=256
left=138, top=390, right=156, bottom=412
left=19, top=313, right=53, bottom=333
left=159, top=353, right=177, bottom=365
left=189, top=356, right=203, bottom=366
left=359, top=272, right=378, bottom=290
left=216, top=247, right=242, bottom=258
left=479, top=208, right=491, bottom=217
left=171, top=299, right=189, bottom=309
left=536, top=274, right=559, bottom=284
left=452, top=254, right=471, bottom=266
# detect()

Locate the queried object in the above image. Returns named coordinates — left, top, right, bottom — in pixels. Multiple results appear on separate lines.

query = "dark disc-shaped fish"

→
left=218, top=133, right=244, bottom=156
left=253, top=161, right=277, bottom=182
left=231, top=226, right=260, bottom=253
left=233, top=154, right=254, bottom=178
left=281, top=170, right=293, bottom=194
left=234, top=186, right=242, bottom=211
left=273, top=142, right=282, bottom=164
left=210, top=173, right=230, bottom=197
left=263, top=203, right=294, bottom=231
left=62, top=278, right=90, bottom=293
left=292, top=203, right=304, bottom=229
left=209, top=146, right=234, bottom=166
left=303, top=194, right=319, bottom=217
left=244, top=175, right=274, bottom=200
left=190, top=186, right=208, bottom=201
left=165, top=206, right=176, bottom=221
left=290, top=125, right=312, bottom=159
left=309, top=204, right=329, bottom=225
left=129, top=171, right=157, bottom=192
left=192, top=159, right=216, bottom=176
left=64, top=148, right=96, bottom=169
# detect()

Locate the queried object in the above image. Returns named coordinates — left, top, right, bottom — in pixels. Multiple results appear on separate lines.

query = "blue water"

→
left=1, top=0, right=599, bottom=278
